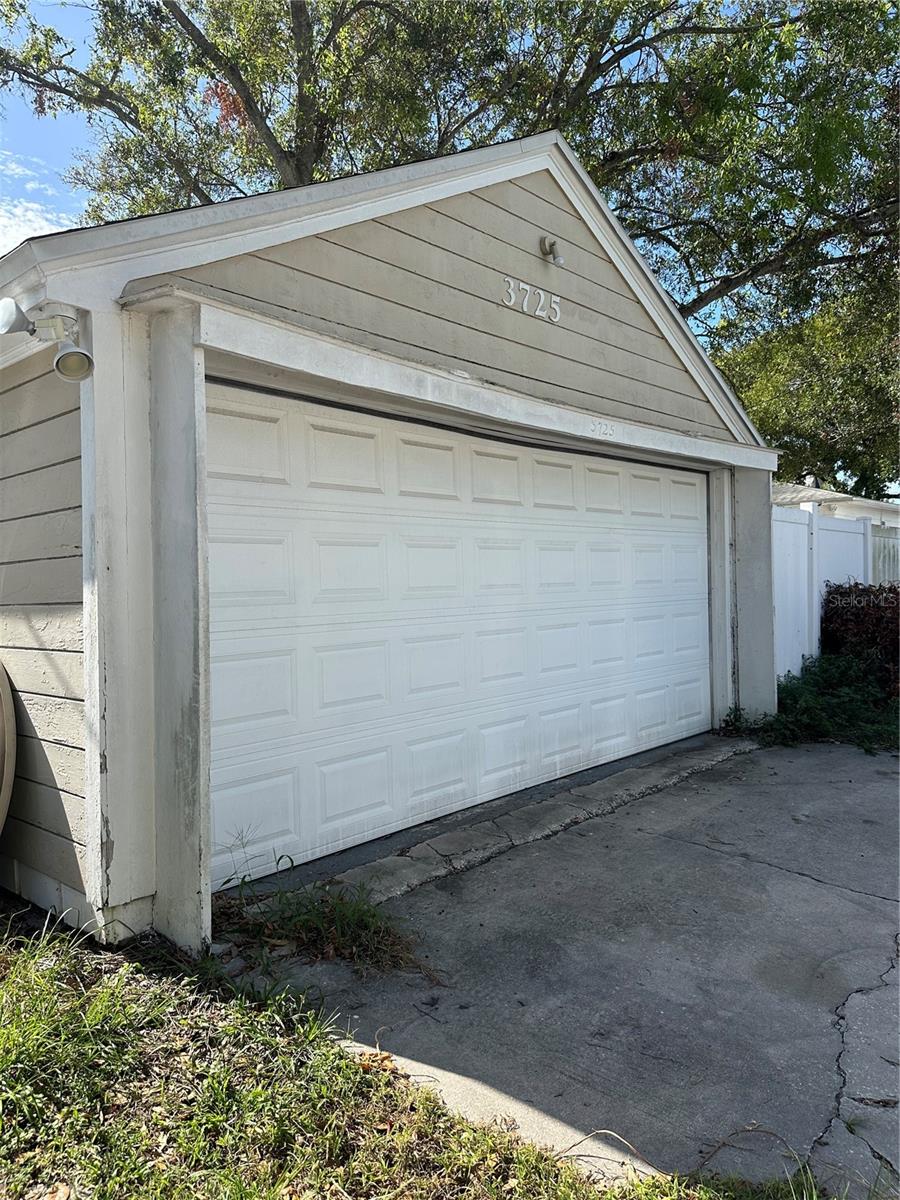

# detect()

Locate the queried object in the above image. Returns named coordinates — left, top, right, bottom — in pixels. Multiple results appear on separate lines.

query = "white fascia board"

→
left=177, top=296, right=778, bottom=472
left=547, top=141, right=765, bottom=447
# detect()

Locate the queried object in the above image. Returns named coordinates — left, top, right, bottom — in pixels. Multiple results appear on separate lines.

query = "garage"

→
left=207, top=383, right=711, bottom=885
left=0, top=130, right=777, bottom=950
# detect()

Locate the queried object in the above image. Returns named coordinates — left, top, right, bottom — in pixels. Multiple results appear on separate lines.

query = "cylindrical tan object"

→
left=0, top=661, right=15, bottom=836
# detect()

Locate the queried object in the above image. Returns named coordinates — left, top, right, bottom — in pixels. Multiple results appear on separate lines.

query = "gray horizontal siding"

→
left=0, top=346, right=87, bottom=908
left=11, top=689, right=85, bottom=749
left=0, top=558, right=82, bottom=605
left=0, top=408, right=81, bottom=480
left=15, top=735, right=85, bottom=796
left=0, top=819, right=87, bottom=892
left=0, top=605, right=83, bottom=651
left=1, top=646, right=83, bottom=700
left=0, top=508, right=82, bottom=563
left=176, top=169, right=732, bottom=441
left=0, top=458, right=81, bottom=524
left=7, top=777, right=86, bottom=843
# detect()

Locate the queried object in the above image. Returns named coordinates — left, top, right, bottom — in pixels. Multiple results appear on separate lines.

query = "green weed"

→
left=721, top=654, right=898, bottom=753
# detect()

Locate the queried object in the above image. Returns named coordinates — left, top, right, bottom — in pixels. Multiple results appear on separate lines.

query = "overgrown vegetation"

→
left=213, top=880, right=421, bottom=977
left=820, top=582, right=899, bottom=697
left=764, top=655, right=896, bottom=752
left=722, top=583, right=899, bottom=753
left=722, top=655, right=898, bottom=754
left=0, top=915, right=850, bottom=1199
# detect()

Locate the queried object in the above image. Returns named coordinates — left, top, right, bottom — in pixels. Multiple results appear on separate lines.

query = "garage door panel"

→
left=208, top=522, right=707, bottom=625
left=397, top=434, right=461, bottom=499
left=207, top=396, right=291, bottom=485
left=209, top=665, right=712, bottom=886
left=208, top=385, right=711, bottom=885
left=208, top=392, right=686, bottom=525
left=538, top=704, right=583, bottom=774
left=408, top=728, right=471, bottom=813
left=210, top=603, right=710, bottom=754
left=211, top=763, right=302, bottom=884
left=209, top=528, right=295, bottom=606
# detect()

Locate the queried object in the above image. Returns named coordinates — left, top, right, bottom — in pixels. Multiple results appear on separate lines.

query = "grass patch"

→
left=721, top=653, right=899, bottom=753
left=0, top=916, right=597, bottom=1199
left=0, top=912, right=869, bottom=1200
left=213, top=881, right=421, bottom=977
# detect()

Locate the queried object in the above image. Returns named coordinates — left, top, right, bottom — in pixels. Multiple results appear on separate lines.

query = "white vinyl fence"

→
left=873, top=525, right=900, bottom=586
left=772, top=505, right=890, bottom=677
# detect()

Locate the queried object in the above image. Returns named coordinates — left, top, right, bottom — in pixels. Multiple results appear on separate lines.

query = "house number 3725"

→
left=502, top=276, right=561, bottom=323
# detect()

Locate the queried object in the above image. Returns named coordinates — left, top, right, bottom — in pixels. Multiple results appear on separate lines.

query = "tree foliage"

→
left=716, top=275, right=899, bottom=497
left=1, top=0, right=896, bottom=331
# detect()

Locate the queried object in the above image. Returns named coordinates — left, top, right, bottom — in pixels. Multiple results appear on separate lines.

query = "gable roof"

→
left=774, top=482, right=899, bottom=514
left=0, top=131, right=764, bottom=447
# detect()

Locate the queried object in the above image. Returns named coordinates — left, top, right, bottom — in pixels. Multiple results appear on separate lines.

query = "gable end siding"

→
left=0, top=347, right=88, bottom=916
left=173, top=171, right=734, bottom=443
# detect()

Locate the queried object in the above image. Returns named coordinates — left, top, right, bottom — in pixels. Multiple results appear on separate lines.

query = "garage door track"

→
left=276, top=744, right=900, bottom=1195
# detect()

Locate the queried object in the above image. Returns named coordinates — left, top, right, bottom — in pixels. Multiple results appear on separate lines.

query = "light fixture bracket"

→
left=539, top=235, right=565, bottom=267
left=33, top=314, right=73, bottom=343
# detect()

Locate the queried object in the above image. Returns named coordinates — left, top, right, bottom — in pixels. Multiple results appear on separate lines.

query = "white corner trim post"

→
left=148, top=301, right=211, bottom=952
left=80, top=307, right=157, bottom=942
left=708, top=467, right=736, bottom=724
left=860, top=517, right=873, bottom=585
left=800, top=502, right=821, bottom=659
left=734, top=467, right=777, bottom=716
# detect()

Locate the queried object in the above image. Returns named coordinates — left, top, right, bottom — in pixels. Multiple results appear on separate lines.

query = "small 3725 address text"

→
left=502, top=275, right=561, bottom=323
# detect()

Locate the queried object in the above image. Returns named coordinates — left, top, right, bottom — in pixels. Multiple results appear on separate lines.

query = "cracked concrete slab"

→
left=841, top=967, right=900, bottom=1105
left=289, top=744, right=898, bottom=1191
left=839, top=1097, right=898, bottom=1173
left=329, top=738, right=756, bottom=904
left=423, top=820, right=511, bottom=869
left=808, top=958, right=899, bottom=1199
left=331, top=851, right=446, bottom=903
left=494, top=797, right=590, bottom=844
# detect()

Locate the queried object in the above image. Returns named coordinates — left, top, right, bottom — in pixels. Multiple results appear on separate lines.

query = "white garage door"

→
left=207, top=383, right=711, bottom=886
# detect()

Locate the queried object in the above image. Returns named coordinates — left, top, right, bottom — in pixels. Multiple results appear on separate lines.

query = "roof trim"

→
left=1, top=132, right=560, bottom=284
left=1, top=130, right=764, bottom=448
left=546, top=141, right=764, bottom=446
left=773, top=482, right=899, bottom=512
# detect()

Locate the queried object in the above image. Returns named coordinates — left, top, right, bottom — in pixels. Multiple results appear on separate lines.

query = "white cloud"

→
left=0, top=148, right=80, bottom=254
left=24, top=179, right=58, bottom=196
left=0, top=151, right=38, bottom=180
left=0, top=197, right=76, bottom=256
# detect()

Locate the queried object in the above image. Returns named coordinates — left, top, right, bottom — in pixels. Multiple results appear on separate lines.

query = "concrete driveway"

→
left=330, top=744, right=898, bottom=1193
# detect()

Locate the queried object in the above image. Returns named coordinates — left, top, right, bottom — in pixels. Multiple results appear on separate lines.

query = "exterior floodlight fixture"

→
left=53, top=340, right=94, bottom=382
left=539, top=235, right=565, bottom=267
left=0, top=297, right=35, bottom=336
left=0, top=296, right=94, bottom=380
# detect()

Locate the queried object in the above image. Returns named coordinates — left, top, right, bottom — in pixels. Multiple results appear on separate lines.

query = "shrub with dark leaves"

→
left=820, top=581, right=899, bottom=697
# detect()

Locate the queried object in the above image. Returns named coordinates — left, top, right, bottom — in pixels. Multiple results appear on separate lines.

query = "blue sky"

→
left=0, top=3, right=93, bottom=255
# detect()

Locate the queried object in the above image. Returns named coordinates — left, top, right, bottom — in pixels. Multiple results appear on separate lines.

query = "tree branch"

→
left=0, top=49, right=215, bottom=205
left=679, top=199, right=898, bottom=317
left=289, top=0, right=318, bottom=183
left=161, top=0, right=300, bottom=187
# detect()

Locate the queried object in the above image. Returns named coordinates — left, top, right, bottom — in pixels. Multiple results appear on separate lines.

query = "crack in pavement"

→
left=641, top=831, right=899, bottom=905
left=808, top=955, right=899, bottom=1175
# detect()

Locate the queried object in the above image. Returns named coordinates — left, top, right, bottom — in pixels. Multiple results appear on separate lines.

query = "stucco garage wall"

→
left=174, top=171, right=734, bottom=444
left=0, top=346, right=88, bottom=919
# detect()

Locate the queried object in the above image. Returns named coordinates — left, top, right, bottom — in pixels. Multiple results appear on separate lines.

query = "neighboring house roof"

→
left=773, top=482, right=900, bottom=526
left=0, top=131, right=764, bottom=447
